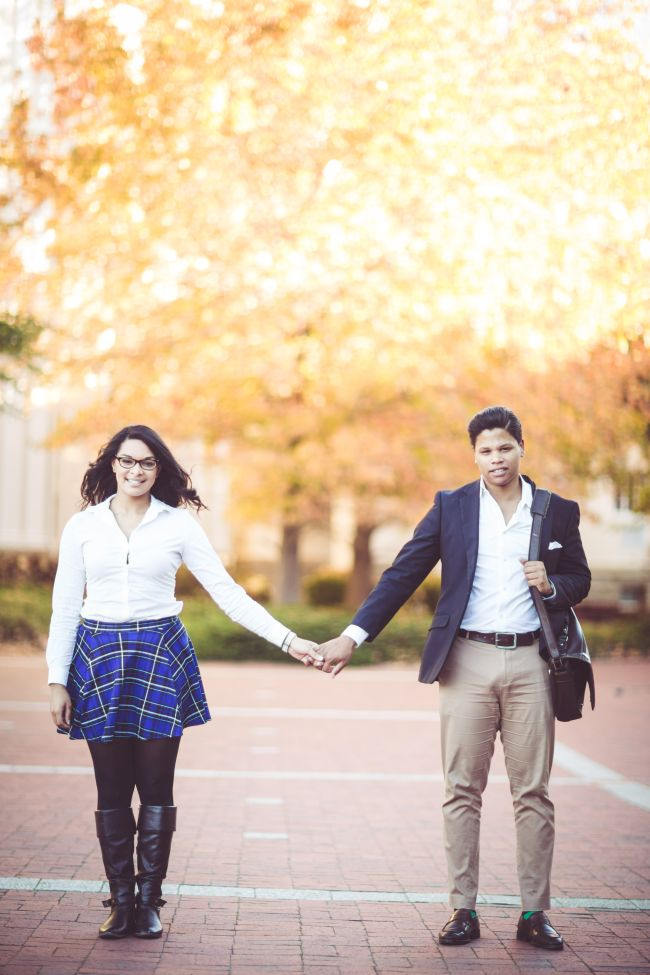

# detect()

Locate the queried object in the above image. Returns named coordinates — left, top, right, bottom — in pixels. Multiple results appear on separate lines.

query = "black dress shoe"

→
left=438, top=908, right=480, bottom=945
left=516, top=911, right=564, bottom=950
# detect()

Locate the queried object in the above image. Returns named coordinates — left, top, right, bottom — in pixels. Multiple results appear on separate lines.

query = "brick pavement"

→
left=0, top=655, right=648, bottom=975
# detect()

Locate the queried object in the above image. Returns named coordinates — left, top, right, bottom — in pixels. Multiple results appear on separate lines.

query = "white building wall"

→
left=580, top=483, right=649, bottom=573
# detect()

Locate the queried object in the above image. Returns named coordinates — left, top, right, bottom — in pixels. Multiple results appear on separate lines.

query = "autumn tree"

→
left=0, top=314, right=42, bottom=408
left=2, top=0, right=649, bottom=596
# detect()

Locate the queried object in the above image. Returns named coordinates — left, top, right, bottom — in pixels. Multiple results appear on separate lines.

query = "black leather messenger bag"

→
left=528, top=489, right=595, bottom=722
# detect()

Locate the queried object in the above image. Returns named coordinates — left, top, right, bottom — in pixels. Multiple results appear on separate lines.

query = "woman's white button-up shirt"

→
left=45, top=495, right=292, bottom=685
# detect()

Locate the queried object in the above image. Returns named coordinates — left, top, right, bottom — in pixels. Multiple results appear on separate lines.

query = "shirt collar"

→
left=479, top=475, right=532, bottom=509
left=96, top=493, right=170, bottom=525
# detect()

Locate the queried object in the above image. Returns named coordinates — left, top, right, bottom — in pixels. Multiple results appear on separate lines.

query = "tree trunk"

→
left=345, top=523, right=375, bottom=609
left=279, top=522, right=301, bottom=603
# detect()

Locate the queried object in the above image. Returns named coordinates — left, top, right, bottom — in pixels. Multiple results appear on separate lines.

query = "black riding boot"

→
left=95, top=807, right=136, bottom=939
left=134, top=804, right=177, bottom=939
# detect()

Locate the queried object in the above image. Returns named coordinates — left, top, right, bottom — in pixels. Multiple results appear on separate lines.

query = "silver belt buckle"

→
left=495, top=631, right=517, bottom=648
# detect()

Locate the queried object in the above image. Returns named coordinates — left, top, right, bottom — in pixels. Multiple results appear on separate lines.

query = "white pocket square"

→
left=548, top=541, right=563, bottom=550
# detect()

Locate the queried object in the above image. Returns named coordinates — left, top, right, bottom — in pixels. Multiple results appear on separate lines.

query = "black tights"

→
left=87, top=738, right=181, bottom=810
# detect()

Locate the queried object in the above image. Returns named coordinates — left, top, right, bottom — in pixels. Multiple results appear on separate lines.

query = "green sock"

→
left=522, top=911, right=537, bottom=919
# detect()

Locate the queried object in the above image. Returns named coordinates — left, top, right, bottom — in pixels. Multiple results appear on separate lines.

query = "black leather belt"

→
left=458, top=628, right=540, bottom=648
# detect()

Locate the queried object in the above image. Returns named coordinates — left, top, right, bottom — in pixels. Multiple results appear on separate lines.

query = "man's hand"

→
left=287, top=636, right=325, bottom=668
left=520, top=558, right=553, bottom=595
left=318, top=635, right=356, bottom=677
left=49, top=683, right=72, bottom=730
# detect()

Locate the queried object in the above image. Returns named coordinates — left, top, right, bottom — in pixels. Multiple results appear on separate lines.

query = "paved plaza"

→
left=0, top=654, right=648, bottom=975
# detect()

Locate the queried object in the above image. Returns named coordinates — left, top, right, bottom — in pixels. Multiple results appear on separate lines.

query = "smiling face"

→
left=473, top=427, right=524, bottom=492
left=111, top=438, right=158, bottom=501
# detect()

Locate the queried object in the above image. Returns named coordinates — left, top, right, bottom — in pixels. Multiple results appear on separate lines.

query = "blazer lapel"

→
left=459, top=480, right=480, bottom=587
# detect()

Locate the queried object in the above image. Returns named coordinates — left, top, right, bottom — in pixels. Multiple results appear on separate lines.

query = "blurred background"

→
left=0, top=0, right=648, bottom=662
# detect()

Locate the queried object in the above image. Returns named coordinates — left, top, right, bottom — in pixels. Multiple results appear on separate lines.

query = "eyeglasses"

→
left=115, top=455, right=158, bottom=471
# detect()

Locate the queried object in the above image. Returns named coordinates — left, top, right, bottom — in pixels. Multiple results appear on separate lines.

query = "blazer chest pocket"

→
left=544, top=550, right=561, bottom=572
left=429, top=613, right=449, bottom=630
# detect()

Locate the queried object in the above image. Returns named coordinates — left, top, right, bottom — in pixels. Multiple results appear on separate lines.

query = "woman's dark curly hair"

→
left=80, top=425, right=207, bottom=511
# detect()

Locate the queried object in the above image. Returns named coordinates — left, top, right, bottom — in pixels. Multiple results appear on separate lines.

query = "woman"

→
left=46, top=425, right=323, bottom=940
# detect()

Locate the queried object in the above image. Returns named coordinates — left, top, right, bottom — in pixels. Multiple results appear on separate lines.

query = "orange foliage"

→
left=1, top=0, right=648, bottom=524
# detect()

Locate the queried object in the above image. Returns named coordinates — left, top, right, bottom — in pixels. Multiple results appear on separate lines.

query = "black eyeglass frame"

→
left=115, top=455, right=159, bottom=471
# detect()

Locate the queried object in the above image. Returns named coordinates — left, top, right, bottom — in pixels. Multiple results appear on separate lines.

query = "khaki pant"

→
left=438, top=635, right=555, bottom=910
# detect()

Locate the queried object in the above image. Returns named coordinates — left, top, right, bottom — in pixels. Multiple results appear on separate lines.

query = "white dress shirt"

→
left=343, top=476, right=550, bottom=647
left=46, top=496, right=293, bottom=685
left=459, top=476, right=540, bottom=632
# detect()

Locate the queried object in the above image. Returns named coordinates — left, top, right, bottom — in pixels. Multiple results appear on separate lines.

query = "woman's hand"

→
left=49, top=684, right=72, bottom=730
left=287, top=636, right=325, bottom=668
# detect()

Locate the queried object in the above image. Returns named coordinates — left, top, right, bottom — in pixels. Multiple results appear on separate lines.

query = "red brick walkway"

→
left=0, top=655, right=648, bottom=974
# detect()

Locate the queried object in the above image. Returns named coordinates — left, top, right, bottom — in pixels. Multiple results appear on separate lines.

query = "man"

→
left=318, top=406, right=591, bottom=951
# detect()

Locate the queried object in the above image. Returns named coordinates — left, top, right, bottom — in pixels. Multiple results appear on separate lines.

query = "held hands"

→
left=49, top=683, right=72, bottom=730
left=286, top=634, right=355, bottom=677
left=519, top=558, right=553, bottom=595
left=287, top=636, right=325, bottom=668
left=316, top=635, right=356, bottom=677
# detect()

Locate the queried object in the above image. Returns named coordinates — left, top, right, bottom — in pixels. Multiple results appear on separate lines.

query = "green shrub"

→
left=0, top=552, right=58, bottom=586
left=303, top=570, right=348, bottom=607
left=0, top=584, right=52, bottom=642
left=171, top=566, right=272, bottom=603
left=1, top=583, right=648, bottom=662
left=420, top=577, right=441, bottom=612
left=173, top=564, right=203, bottom=596
left=582, top=616, right=650, bottom=657
left=181, top=599, right=430, bottom=665
left=240, top=573, right=272, bottom=604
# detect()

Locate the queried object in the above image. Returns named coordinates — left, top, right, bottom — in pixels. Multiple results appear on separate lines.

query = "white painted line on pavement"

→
left=0, top=736, right=647, bottom=810
left=0, top=763, right=555, bottom=783
left=0, top=876, right=648, bottom=911
left=0, top=764, right=93, bottom=775
left=245, top=798, right=283, bottom=805
left=218, top=706, right=440, bottom=722
left=554, top=743, right=629, bottom=781
left=37, top=878, right=104, bottom=892
left=0, top=763, right=599, bottom=785
left=243, top=832, right=288, bottom=840
left=0, top=701, right=440, bottom=721
left=553, top=742, right=650, bottom=812
left=0, top=701, right=47, bottom=711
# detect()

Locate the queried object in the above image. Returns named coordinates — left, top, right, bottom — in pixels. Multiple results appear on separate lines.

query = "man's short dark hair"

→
left=467, top=406, right=523, bottom=447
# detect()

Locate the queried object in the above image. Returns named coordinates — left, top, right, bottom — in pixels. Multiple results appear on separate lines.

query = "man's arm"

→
left=319, top=494, right=443, bottom=675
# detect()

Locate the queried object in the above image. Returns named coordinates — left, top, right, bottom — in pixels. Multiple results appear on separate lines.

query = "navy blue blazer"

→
left=351, top=476, right=591, bottom=683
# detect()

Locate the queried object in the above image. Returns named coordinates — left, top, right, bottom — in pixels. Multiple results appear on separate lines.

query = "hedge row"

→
left=0, top=552, right=58, bottom=586
left=182, top=600, right=430, bottom=665
left=302, top=569, right=441, bottom=610
left=1, top=584, right=648, bottom=660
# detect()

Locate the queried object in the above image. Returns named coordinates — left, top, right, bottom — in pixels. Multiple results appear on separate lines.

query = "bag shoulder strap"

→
left=529, top=488, right=551, bottom=560
left=528, top=489, right=562, bottom=666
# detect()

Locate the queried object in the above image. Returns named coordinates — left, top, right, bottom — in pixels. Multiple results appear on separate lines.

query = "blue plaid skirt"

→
left=59, top=616, right=211, bottom=741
